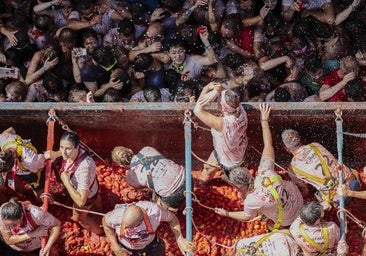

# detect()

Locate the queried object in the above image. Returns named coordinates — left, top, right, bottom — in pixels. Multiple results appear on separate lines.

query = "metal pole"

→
left=336, top=110, right=347, bottom=255
left=184, top=111, right=193, bottom=256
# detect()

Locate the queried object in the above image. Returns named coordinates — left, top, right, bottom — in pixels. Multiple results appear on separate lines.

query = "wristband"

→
left=350, top=3, right=356, bottom=11
left=42, top=65, right=47, bottom=72
left=204, top=44, right=211, bottom=51
left=185, top=7, right=193, bottom=16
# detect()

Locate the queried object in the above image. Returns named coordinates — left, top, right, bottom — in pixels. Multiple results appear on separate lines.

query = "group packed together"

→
left=0, top=95, right=366, bottom=255
left=0, top=0, right=365, bottom=103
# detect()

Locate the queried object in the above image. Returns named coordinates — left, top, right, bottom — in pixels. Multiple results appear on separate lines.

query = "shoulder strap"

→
left=299, top=222, right=329, bottom=254
left=60, top=150, right=89, bottom=175
left=235, top=229, right=292, bottom=254
left=261, top=175, right=283, bottom=230
left=119, top=206, right=154, bottom=237
left=22, top=201, right=38, bottom=231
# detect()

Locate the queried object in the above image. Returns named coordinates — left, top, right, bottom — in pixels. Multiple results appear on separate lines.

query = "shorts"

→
left=160, top=179, right=191, bottom=209
left=118, top=236, right=165, bottom=256
left=17, top=171, right=45, bottom=191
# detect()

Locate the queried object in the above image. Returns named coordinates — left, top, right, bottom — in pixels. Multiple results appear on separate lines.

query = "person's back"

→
left=245, top=154, right=303, bottom=227
left=290, top=201, right=340, bottom=255
left=128, top=146, right=185, bottom=199
left=235, top=231, right=300, bottom=256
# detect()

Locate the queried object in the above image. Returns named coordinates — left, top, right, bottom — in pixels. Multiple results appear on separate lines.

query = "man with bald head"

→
left=282, top=129, right=360, bottom=210
left=102, top=200, right=195, bottom=255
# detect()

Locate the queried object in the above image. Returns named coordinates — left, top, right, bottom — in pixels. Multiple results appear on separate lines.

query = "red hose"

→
left=41, top=119, right=55, bottom=249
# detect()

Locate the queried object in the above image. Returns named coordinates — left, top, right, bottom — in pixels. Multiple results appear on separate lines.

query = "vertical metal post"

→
left=184, top=111, right=193, bottom=256
left=336, top=110, right=347, bottom=255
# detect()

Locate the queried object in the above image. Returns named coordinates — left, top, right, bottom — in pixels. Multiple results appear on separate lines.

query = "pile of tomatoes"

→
left=44, top=162, right=366, bottom=255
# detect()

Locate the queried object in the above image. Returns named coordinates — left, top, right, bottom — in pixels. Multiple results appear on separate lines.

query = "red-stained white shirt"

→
left=0, top=203, right=56, bottom=252
left=63, top=149, right=98, bottom=199
left=290, top=143, right=355, bottom=202
left=211, top=104, right=248, bottom=168
left=235, top=232, right=301, bottom=256
left=244, top=156, right=303, bottom=227
left=126, top=147, right=185, bottom=198
left=290, top=218, right=340, bottom=255
left=104, top=201, right=173, bottom=250
left=0, top=133, right=45, bottom=174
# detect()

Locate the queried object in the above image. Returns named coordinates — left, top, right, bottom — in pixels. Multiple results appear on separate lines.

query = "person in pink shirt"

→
left=290, top=201, right=340, bottom=255
left=102, top=200, right=195, bottom=256
left=112, top=146, right=186, bottom=212
left=44, top=131, right=103, bottom=235
left=281, top=128, right=360, bottom=210
left=0, top=197, right=61, bottom=256
left=193, top=80, right=252, bottom=187
left=215, top=103, right=303, bottom=229
left=235, top=230, right=300, bottom=256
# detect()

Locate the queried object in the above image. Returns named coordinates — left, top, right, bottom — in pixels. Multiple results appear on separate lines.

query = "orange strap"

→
left=119, top=207, right=154, bottom=237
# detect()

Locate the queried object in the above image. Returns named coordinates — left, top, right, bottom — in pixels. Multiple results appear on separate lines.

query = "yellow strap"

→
left=261, top=175, right=283, bottom=230
left=308, top=144, right=332, bottom=180
left=299, top=222, right=329, bottom=254
left=3, top=136, right=42, bottom=188
left=236, top=230, right=292, bottom=254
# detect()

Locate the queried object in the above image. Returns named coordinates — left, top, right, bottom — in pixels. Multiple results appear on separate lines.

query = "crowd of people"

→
left=0, top=0, right=365, bottom=103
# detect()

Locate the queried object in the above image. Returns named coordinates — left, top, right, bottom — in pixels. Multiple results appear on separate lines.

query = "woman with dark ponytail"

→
left=44, top=131, right=104, bottom=235
left=0, top=197, right=61, bottom=256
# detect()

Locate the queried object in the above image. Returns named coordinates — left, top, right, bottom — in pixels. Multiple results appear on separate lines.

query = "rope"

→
left=343, top=132, right=366, bottom=139
left=191, top=151, right=221, bottom=168
left=249, top=145, right=288, bottom=174
left=336, top=206, right=365, bottom=232
left=40, top=193, right=106, bottom=217
left=48, top=110, right=108, bottom=165
left=182, top=192, right=236, bottom=254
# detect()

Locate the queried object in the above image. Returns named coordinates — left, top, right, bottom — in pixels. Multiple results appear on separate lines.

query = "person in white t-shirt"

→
left=0, top=127, right=46, bottom=202
left=290, top=201, right=340, bottom=255
left=235, top=230, right=301, bottom=256
left=0, top=197, right=60, bottom=256
left=215, top=104, right=303, bottom=229
left=112, top=146, right=186, bottom=211
left=281, top=128, right=360, bottom=210
left=193, top=80, right=252, bottom=189
left=102, top=201, right=195, bottom=256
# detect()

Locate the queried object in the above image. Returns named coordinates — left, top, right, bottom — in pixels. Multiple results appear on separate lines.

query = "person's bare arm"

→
left=193, top=82, right=223, bottom=132
left=319, top=72, right=356, bottom=101
left=102, top=217, right=132, bottom=256
left=335, top=0, right=360, bottom=25
left=302, top=2, right=335, bottom=25
left=260, top=103, right=274, bottom=159
left=176, top=0, right=207, bottom=26
left=214, top=208, right=253, bottom=221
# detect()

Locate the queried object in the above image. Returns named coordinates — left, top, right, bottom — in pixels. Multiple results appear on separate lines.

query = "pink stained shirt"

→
left=244, top=156, right=303, bottom=227
left=235, top=231, right=301, bottom=256
left=211, top=104, right=248, bottom=168
left=104, top=201, right=173, bottom=250
left=290, top=218, right=340, bottom=255
left=0, top=133, right=46, bottom=175
left=0, top=203, right=56, bottom=252
left=62, top=149, right=98, bottom=199
left=290, top=142, right=355, bottom=202
left=126, top=147, right=185, bottom=198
